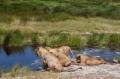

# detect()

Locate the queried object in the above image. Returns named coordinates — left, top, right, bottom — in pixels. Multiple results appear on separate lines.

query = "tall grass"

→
left=0, top=69, right=1, bottom=77
left=109, top=34, right=120, bottom=46
left=10, top=63, right=19, bottom=77
left=10, top=63, right=31, bottom=77
left=0, top=0, right=120, bottom=24
left=115, top=57, right=120, bottom=63
left=86, top=33, right=120, bottom=47
left=98, top=33, right=110, bottom=46
left=1, top=30, right=120, bottom=47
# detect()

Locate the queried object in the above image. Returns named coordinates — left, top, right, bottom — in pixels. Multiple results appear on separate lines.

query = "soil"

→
left=61, top=63, right=120, bottom=79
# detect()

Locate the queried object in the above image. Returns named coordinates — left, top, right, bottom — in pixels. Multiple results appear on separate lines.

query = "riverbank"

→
left=1, top=64, right=120, bottom=79
left=0, top=0, right=120, bottom=47
left=61, top=64, right=120, bottom=79
left=0, top=17, right=120, bottom=47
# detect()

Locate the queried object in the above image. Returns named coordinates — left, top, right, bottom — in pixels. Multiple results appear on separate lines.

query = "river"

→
left=0, top=46, right=120, bottom=71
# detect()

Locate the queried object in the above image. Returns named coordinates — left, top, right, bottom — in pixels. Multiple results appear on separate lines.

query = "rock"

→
left=112, top=58, right=119, bottom=63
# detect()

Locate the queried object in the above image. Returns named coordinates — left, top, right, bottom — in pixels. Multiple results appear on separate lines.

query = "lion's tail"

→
left=69, top=48, right=75, bottom=59
left=63, top=67, right=82, bottom=72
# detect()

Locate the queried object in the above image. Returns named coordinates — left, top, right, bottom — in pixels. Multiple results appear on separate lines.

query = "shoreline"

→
left=61, top=64, right=120, bottom=79
left=1, top=64, right=120, bottom=79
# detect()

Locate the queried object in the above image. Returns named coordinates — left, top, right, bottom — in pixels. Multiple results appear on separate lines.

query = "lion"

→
left=45, top=46, right=75, bottom=59
left=75, top=54, right=89, bottom=65
left=45, top=47, right=71, bottom=67
left=75, top=54, right=107, bottom=65
left=34, top=47, right=81, bottom=72
left=85, top=57, right=107, bottom=65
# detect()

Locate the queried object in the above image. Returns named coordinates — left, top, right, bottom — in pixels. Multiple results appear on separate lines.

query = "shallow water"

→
left=0, top=46, right=120, bottom=71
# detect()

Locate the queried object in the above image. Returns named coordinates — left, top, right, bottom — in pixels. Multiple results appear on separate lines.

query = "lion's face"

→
left=75, top=55, right=81, bottom=63
left=34, top=47, right=41, bottom=56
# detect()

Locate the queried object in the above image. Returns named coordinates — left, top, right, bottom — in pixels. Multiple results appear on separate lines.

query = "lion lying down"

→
left=34, top=47, right=81, bottom=72
left=75, top=54, right=107, bottom=66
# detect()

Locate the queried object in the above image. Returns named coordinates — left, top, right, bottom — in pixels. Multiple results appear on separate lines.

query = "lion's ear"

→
left=76, top=55, right=80, bottom=60
left=45, top=46, right=51, bottom=51
left=37, top=47, right=39, bottom=50
left=78, top=55, right=81, bottom=60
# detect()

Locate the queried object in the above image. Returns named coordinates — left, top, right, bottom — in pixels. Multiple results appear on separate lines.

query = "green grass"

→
left=0, top=28, right=120, bottom=47
left=109, top=34, right=120, bottom=45
left=115, top=57, right=120, bottom=63
left=0, top=69, right=1, bottom=77
left=10, top=63, right=19, bottom=77
left=0, top=0, right=120, bottom=24
left=0, top=0, right=120, bottom=47
left=10, top=63, right=31, bottom=77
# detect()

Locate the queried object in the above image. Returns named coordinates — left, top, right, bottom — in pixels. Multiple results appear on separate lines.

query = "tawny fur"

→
left=45, top=46, right=75, bottom=58
left=34, top=47, right=64, bottom=71
left=86, top=57, right=107, bottom=65
left=34, top=47, right=81, bottom=72
left=75, top=54, right=107, bottom=66
left=45, top=47, right=71, bottom=67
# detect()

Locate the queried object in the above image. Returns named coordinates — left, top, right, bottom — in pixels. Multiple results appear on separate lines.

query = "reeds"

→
left=1, top=30, right=120, bottom=47
left=10, top=63, right=31, bottom=77
left=0, top=69, right=1, bottom=77
left=10, top=63, right=19, bottom=77
left=109, top=34, right=120, bottom=46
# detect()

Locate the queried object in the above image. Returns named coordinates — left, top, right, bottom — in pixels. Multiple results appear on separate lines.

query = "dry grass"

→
left=1, top=17, right=120, bottom=35
left=1, top=71, right=119, bottom=79
left=1, top=71, right=67, bottom=79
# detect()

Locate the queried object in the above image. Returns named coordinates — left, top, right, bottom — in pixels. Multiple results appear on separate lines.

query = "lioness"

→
left=34, top=47, right=81, bottom=72
left=45, top=47, right=71, bottom=67
left=75, top=54, right=89, bottom=65
left=86, top=57, right=107, bottom=65
left=75, top=54, right=107, bottom=65
left=45, top=46, right=75, bottom=59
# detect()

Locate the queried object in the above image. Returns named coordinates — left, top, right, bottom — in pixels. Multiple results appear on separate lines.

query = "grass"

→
left=0, top=0, right=120, bottom=24
left=1, top=17, right=120, bottom=34
left=1, top=63, right=118, bottom=79
left=115, top=57, right=120, bottom=63
left=0, top=17, right=120, bottom=47
left=1, top=64, right=67, bottom=79
left=1, top=64, right=119, bottom=79
left=4, top=63, right=31, bottom=77
left=0, top=0, right=120, bottom=47
left=0, top=69, right=1, bottom=77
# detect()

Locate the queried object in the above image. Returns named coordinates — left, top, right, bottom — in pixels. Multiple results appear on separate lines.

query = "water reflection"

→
left=0, top=46, right=40, bottom=70
left=3, top=46, right=24, bottom=56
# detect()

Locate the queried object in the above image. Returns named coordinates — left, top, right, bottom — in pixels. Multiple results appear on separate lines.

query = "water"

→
left=0, top=46, right=120, bottom=71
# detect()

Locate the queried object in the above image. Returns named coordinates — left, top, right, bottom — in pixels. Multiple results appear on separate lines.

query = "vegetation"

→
left=2, top=64, right=31, bottom=77
left=0, top=0, right=120, bottom=24
left=1, top=64, right=67, bottom=79
left=0, top=0, right=120, bottom=47
left=1, top=63, right=119, bottom=79
left=0, top=29, right=120, bottom=47
left=115, top=57, right=120, bottom=63
left=0, top=69, right=1, bottom=77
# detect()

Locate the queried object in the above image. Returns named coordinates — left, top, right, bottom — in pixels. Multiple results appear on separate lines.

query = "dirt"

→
left=0, top=63, right=120, bottom=79
left=61, top=63, right=120, bottom=79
